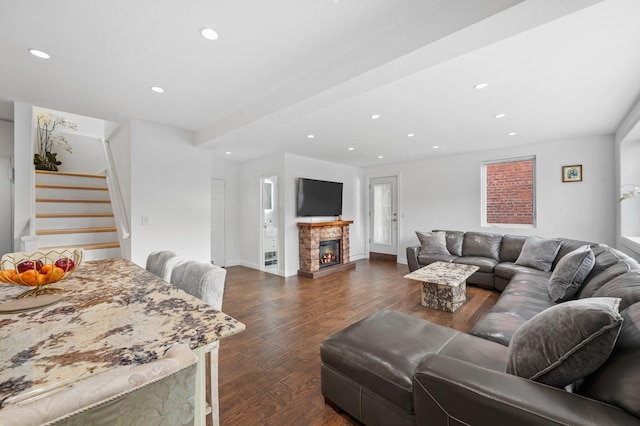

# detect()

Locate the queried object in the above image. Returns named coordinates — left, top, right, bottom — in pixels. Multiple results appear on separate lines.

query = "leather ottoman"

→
left=320, top=310, right=506, bottom=425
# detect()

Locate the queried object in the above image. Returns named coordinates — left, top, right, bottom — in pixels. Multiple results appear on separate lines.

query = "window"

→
left=482, top=156, right=535, bottom=227
left=620, top=140, right=640, bottom=249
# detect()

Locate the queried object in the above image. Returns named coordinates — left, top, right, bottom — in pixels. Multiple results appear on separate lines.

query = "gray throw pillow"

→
left=506, top=297, right=623, bottom=388
left=514, top=236, right=562, bottom=271
left=548, top=245, right=595, bottom=303
left=416, top=231, right=449, bottom=256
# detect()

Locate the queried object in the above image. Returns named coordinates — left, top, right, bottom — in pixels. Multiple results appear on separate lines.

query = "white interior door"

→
left=369, top=176, right=397, bottom=255
left=211, top=179, right=225, bottom=266
left=0, top=157, right=13, bottom=257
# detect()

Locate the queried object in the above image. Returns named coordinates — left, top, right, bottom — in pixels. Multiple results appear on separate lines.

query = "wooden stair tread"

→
left=36, top=170, right=106, bottom=179
left=39, top=242, right=121, bottom=251
left=36, top=213, right=115, bottom=218
left=36, top=198, right=111, bottom=204
left=37, top=227, right=117, bottom=235
left=36, top=184, right=109, bottom=191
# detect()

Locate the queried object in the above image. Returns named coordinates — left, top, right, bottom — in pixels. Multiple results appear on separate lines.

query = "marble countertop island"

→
left=0, top=258, right=245, bottom=408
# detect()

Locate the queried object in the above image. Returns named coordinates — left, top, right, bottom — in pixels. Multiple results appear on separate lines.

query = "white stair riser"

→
left=37, top=232, right=119, bottom=247
left=36, top=174, right=107, bottom=188
left=83, top=247, right=122, bottom=261
left=36, top=188, right=110, bottom=201
left=36, top=217, right=116, bottom=230
left=36, top=202, right=113, bottom=214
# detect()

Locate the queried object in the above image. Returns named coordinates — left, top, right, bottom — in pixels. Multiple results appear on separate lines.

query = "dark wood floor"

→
left=217, top=259, right=499, bottom=425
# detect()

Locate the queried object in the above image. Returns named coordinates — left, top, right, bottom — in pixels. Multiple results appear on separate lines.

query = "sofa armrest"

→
left=413, top=354, right=639, bottom=426
left=406, top=246, right=421, bottom=272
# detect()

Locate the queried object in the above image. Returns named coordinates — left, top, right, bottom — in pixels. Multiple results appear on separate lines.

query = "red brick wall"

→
left=486, top=159, right=534, bottom=224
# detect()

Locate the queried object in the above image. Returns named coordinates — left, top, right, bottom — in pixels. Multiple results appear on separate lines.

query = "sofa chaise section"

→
left=324, top=231, right=640, bottom=425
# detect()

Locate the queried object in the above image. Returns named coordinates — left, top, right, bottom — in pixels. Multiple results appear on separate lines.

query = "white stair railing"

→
left=99, top=138, right=130, bottom=244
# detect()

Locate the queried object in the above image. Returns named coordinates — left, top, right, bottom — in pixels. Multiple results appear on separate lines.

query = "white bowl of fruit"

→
left=0, top=249, right=83, bottom=298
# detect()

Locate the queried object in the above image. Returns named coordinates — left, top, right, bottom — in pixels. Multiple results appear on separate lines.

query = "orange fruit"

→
left=40, top=264, right=53, bottom=275
left=1, top=270, right=18, bottom=284
left=37, top=273, right=51, bottom=285
left=49, top=267, right=64, bottom=283
left=19, top=269, right=39, bottom=286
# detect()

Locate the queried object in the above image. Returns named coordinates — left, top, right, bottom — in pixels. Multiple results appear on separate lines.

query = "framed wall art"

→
left=562, top=165, right=582, bottom=182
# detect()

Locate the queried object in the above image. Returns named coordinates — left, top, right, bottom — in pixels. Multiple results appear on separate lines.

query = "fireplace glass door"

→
left=319, top=239, right=340, bottom=268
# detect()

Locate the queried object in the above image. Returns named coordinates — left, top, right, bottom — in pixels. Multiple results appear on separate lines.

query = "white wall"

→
left=13, top=102, right=34, bottom=249
left=212, top=158, right=241, bottom=266
left=236, top=153, right=365, bottom=276
left=54, top=133, right=106, bottom=174
left=0, top=120, right=14, bottom=255
left=366, top=135, right=616, bottom=264
left=283, top=153, right=366, bottom=276
left=128, top=121, right=212, bottom=267
left=238, top=154, right=285, bottom=272
left=0, top=120, right=13, bottom=156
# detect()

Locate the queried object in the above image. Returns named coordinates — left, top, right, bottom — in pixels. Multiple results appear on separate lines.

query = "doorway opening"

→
left=261, top=175, right=278, bottom=273
left=369, top=175, right=398, bottom=262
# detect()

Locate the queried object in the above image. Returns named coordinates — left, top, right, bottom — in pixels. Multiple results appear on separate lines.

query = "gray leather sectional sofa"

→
left=320, top=230, right=640, bottom=425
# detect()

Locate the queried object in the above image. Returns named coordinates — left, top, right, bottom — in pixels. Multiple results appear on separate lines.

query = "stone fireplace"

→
left=298, top=220, right=356, bottom=278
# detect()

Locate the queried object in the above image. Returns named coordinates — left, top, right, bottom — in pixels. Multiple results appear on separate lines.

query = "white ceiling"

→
left=1, top=0, right=639, bottom=167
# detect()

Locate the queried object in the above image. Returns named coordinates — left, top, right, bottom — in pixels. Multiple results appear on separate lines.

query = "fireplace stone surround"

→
left=297, top=220, right=356, bottom=278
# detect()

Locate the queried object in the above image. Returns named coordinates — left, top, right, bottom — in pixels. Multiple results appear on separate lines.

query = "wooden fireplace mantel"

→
left=297, top=220, right=353, bottom=228
left=297, top=220, right=356, bottom=278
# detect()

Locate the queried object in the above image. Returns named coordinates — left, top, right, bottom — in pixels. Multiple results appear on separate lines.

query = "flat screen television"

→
left=297, top=178, right=343, bottom=217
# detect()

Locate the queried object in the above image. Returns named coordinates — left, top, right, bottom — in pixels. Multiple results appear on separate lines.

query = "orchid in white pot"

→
left=619, top=184, right=640, bottom=202
left=33, top=112, right=77, bottom=171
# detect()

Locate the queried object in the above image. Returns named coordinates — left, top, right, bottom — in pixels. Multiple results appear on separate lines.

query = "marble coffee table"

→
left=404, top=261, right=479, bottom=312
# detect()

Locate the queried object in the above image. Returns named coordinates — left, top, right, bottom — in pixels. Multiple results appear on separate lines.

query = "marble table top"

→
left=404, top=261, right=479, bottom=287
left=0, top=258, right=245, bottom=408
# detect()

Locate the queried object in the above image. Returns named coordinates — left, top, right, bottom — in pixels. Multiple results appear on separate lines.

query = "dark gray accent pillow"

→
left=514, top=236, right=562, bottom=271
left=506, top=297, right=623, bottom=388
left=548, top=245, right=595, bottom=303
left=433, top=230, right=464, bottom=256
left=416, top=231, right=449, bottom=256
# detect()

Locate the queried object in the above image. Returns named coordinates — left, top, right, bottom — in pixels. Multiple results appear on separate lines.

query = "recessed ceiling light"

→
left=370, top=114, right=380, bottom=119
left=151, top=86, right=164, bottom=93
left=307, top=134, right=315, bottom=139
left=432, top=145, right=440, bottom=149
left=494, top=113, right=506, bottom=119
left=348, top=147, right=355, bottom=151
left=225, top=151, right=231, bottom=155
left=29, top=49, right=50, bottom=59
left=508, top=132, right=517, bottom=136
left=406, top=133, right=415, bottom=138
left=378, top=155, right=384, bottom=159
left=474, top=83, right=489, bottom=89
left=200, top=28, right=219, bottom=40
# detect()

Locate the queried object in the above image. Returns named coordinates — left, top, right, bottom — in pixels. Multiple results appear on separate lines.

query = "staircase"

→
left=35, top=170, right=122, bottom=261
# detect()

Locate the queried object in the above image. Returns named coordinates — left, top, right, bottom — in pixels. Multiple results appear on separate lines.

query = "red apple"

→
left=55, top=258, right=75, bottom=272
left=17, top=261, right=35, bottom=273
left=35, top=260, right=43, bottom=272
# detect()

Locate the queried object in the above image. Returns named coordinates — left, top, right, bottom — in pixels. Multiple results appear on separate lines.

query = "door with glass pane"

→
left=369, top=176, right=397, bottom=256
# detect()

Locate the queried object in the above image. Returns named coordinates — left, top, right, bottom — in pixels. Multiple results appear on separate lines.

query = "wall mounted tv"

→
left=297, top=178, right=343, bottom=217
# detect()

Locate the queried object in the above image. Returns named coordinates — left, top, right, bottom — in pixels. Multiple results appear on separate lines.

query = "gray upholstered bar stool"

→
left=170, top=260, right=227, bottom=426
left=145, top=250, right=185, bottom=281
